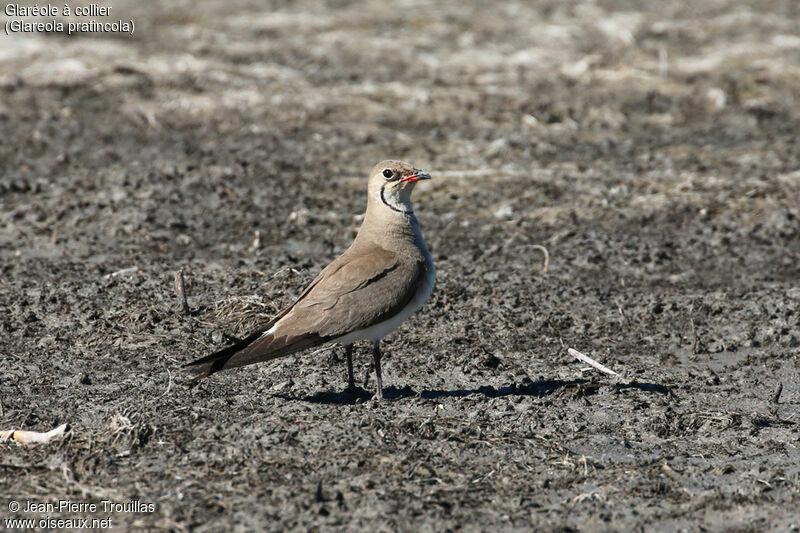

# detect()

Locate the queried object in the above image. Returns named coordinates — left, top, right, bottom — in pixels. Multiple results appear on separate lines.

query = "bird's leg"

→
left=345, top=344, right=355, bottom=393
left=371, top=341, right=383, bottom=400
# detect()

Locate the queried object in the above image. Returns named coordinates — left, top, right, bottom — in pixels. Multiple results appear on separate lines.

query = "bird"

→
left=185, top=160, right=436, bottom=400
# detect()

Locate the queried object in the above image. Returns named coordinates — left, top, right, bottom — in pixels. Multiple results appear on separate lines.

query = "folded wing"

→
left=184, top=241, right=424, bottom=378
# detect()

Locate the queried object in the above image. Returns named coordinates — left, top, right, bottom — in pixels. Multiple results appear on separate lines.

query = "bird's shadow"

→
left=273, top=379, right=675, bottom=405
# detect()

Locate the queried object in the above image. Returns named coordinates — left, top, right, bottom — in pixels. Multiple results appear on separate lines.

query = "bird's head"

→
left=367, top=160, right=431, bottom=215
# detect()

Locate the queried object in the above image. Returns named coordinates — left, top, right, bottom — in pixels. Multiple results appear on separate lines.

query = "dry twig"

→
left=174, top=269, right=190, bottom=314
left=103, top=267, right=139, bottom=279
left=527, top=244, right=549, bottom=273
left=568, top=348, right=620, bottom=377
left=481, top=232, right=550, bottom=273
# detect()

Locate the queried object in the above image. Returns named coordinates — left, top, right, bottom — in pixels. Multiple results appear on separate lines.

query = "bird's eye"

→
left=382, top=169, right=394, bottom=179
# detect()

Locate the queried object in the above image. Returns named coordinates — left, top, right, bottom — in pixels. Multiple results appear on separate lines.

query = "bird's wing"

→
left=281, top=245, right=425, bottom=338
left=184, top=242, right=424, bottom=377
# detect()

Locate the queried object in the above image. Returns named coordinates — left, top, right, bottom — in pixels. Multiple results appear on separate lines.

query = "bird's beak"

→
left=400, top=170, right=432, bottom=183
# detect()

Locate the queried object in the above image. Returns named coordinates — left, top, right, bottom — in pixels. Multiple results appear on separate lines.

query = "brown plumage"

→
left=185, top=160, right=436, bottom=399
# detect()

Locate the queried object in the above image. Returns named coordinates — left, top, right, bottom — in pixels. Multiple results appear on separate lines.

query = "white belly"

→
left=335, top=260, right=436, bottom=345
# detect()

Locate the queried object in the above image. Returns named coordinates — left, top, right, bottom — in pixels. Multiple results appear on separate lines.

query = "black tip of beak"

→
left=413, top=169, right=432, bottom=180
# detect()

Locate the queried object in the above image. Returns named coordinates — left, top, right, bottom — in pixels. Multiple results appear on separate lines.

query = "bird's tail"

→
left=183, top=327, right=326, bottom=382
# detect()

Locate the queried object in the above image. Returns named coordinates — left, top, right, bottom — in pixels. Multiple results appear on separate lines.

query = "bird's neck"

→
left=358, top=201, right=427, bottom=255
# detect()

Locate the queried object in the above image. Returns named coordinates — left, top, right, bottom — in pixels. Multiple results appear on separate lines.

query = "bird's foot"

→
left=370, top=389, right=384, bottom=401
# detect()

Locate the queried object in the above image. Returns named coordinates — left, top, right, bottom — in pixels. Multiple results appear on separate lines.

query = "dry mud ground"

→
left=1, top=0, right=800, bottom=531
